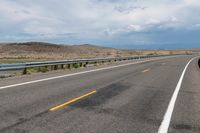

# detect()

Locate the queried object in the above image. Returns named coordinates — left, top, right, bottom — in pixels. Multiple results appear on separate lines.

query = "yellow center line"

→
left=142, top=68, right=151, bottom=73
left=49, top=90, right=97, bottom=111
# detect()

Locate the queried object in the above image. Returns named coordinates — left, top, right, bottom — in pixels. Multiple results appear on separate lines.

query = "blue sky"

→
left=0, top=0, right=200, bottom=49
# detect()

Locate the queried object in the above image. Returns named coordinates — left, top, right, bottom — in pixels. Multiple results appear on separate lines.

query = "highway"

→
left=0, top=55, right=199, bottom=133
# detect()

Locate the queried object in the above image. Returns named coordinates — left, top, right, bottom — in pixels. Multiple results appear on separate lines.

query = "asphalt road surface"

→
left=0, top=55, right=199, bottom=133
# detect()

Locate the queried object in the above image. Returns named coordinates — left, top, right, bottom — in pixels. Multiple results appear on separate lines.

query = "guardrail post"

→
left=23, top=68, right=27, bottom=74
left=54, top=65, right=58, bottom=70
left=94, top=61, right=97, bottom=66
left=73, top=63, right=76, bottom=68
left=80, top=63, right=83, bottom=67
left=50, top=65, right=54, bottom=71
left=61, top=64, right=64, bottom=69
left=84, top=62, right=88, bottom=67
left=45, top=66, right=49, bottom=71
left=68, top=64, right=72, bottom=69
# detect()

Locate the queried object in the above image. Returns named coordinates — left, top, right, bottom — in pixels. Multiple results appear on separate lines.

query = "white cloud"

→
left=0, top=0, right=200, bottom=46
left=128, top=25, right=143, bottom=32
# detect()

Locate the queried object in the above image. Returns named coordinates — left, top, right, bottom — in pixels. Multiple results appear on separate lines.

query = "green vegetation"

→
left=26, top=67, right=49, bottom=74
left=73, top=63, right=80, bottom=68
left=39, top=67, right=49, bottom=73
left=26, top=68, right=38, bottom=74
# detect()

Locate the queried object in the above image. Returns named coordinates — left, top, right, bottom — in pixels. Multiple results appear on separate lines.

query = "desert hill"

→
left=0, top=42, right=196, bottom=63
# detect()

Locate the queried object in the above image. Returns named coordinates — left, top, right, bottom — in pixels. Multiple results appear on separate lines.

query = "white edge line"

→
left=0, top=56, right=176, bottom=90
left=158, top=57, right=197, bottom=133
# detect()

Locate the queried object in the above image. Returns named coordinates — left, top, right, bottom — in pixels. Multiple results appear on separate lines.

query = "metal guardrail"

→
left=0, top=54, right=176, bottom=76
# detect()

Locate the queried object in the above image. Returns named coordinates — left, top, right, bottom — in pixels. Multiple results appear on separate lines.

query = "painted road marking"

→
left=158, top=57, right=197, bottom=133
left=161, top=63, right=166, bottom=65
left=142, top=68, right=150, bottom=73
left=0, top=56, right=177, bottom=90
left=49, top=90, right=97, bottom=111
